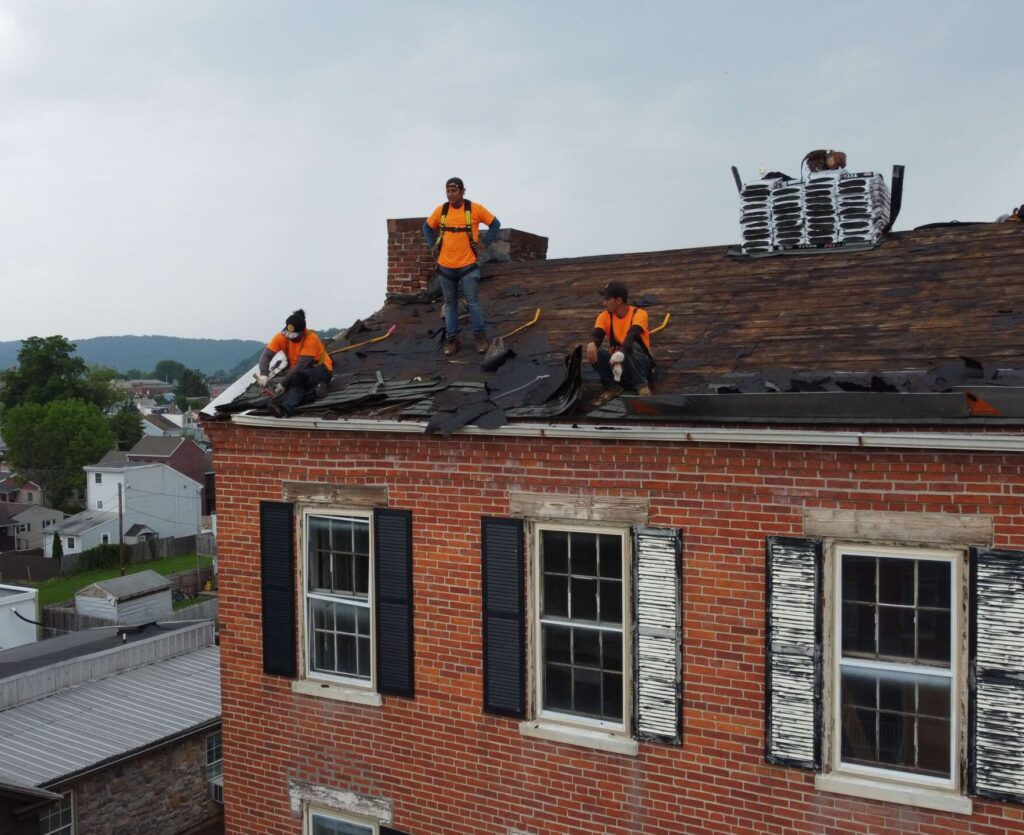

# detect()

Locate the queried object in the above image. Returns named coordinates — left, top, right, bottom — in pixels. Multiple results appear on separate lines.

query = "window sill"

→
left=815, top=773, right=972, bottom=815
left=291, top=678, right=382, bottom=707
left=519, top=720, right=638, bottom=756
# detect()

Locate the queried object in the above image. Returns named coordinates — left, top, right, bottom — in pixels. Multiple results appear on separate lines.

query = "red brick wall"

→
left=386, top=217, right=548, bottom=297
left=209, top=421, right=1024, bottom=835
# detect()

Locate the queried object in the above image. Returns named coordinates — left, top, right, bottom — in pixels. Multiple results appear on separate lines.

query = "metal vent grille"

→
left=765, top=537, right=821, bottom=769
left=971, top=548, right=1024, bottom=803
left=633, top=526, right=682, bottom=744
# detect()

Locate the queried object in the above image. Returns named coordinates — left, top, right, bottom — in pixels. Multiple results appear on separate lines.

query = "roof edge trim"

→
left=229, top=414, right=1024, bottom=453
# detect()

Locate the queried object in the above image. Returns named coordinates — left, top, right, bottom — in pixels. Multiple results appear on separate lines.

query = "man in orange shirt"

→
left=586, top=281, right=655, bottom=405
left=256, top=309, right=333, bottom=417
left=423, top=177, right=501, bottom=356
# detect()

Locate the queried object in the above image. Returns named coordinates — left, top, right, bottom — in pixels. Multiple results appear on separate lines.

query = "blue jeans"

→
left=281, top=364, right=331, bottom=415
left=593, top=343, right=652, bottom=390
left=438, top=264, right=486, bottom=337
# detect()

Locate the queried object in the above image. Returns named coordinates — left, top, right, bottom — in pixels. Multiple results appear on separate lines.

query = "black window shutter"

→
left=260, top=500, right=296, bottom=678
left=764, top=536, right=822, bottom=770
left=481, top=516, right=525, bottom=717
left=374, top=508, right=414, bottom=698
left=969, top=547, right=1024, bottom=803
left=632, top=525, right=683, bottom=744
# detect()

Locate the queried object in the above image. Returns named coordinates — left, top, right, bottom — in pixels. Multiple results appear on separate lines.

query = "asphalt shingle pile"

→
left=838, top=172, right=891, bottom=243
left=739, top=171, right=891, bottom=254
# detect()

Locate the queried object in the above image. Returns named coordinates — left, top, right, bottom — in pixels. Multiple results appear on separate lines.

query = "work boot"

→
left=592, top=385, right=624, bottom=407
left=267, top=401, right=285, bottom=418
left=475, top=333, right=489, bottom=354
left=315, top=382, right=329, bottom=400
left=444, top=336, right=460, bottom=356
left=635, top=384, right=652, bottom=397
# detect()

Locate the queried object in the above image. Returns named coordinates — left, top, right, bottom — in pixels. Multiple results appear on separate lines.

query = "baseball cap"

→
left=600, top=280, right=628, bottom=301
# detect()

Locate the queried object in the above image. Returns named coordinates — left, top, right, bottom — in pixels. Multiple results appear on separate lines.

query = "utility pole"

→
left=117, top=482, right=126, bottom=576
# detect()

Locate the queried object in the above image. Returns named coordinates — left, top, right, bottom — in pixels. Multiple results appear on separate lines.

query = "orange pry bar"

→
left=330, top=324, right=397, bottom=355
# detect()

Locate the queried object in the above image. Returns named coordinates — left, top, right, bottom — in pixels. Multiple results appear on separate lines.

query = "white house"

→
left=46, top=462, right=202, bottom=558
left=0, top=503, right=66, bottom=552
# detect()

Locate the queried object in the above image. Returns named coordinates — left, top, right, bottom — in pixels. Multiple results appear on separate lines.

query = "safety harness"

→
left=437, top=200, right=477, bottom=256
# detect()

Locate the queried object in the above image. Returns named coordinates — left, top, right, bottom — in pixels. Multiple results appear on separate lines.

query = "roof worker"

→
left=255, top=309, right=333, bottom=418
left=586, top=281, right=655, bottom=406
left=423, top=177, right=501, bottom=356
left=803, top=149, right=847, bottom=174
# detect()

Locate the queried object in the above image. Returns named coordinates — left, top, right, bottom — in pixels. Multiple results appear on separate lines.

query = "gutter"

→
left=229, top=414, right=1024, bottom=453
left=41, top=717, right=221, bottom=790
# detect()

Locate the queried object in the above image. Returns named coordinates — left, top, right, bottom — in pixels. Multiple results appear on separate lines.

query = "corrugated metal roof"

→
left=0, top=645, right=220, bottom=787
left=79, top=570, right=169, bottom=600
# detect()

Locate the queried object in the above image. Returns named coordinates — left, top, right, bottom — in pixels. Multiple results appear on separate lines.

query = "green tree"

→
left=3, top=399, right=117, bottom=508
left=175, top=368, right=209, bottom=399
left=82, top=365, right=125, bottom=412
left=153, top=359, right=187, bottom=383
left=52, top=530, right=64, bottom=560
left=108, top=403, right=144, bottom=450
left=0, top=336, right=88, bottom=408
left=124, top=368, right=145, bottom=380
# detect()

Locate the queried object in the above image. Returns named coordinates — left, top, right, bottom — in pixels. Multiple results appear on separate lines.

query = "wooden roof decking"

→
left=456, top=222, right=1024, bottom=390
left=217, top=222, right=1024, bottom=427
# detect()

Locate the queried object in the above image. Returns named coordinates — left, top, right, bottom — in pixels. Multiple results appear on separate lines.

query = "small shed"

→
left=75, top=570, right=172, bottom=626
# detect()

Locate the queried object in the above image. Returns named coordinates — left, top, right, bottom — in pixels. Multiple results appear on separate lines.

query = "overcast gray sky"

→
left=2, top=1, right=1021, bottom=343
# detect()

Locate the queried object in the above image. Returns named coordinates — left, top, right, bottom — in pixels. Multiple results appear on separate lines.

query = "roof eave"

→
left=228, top=413, right=1024, bottom=453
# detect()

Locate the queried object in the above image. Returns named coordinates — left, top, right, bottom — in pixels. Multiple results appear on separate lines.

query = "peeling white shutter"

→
left=632, top=526, right=682, bottom=744
left=970, top=547, right=1024, bottom=803
left=765, top=536, right=822, bottom=770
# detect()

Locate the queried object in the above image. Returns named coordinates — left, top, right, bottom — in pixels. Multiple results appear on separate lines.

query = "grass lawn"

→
left=30, top=554, right=214, bottom=609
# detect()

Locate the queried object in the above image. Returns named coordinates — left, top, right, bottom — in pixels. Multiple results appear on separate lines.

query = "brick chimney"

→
left=386, top=217, right=548, bottom=297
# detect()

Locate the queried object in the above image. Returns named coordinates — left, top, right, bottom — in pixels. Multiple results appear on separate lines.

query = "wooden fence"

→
left=60, top=534, right=198, bottom=575
left=0, top=549, right=60, bottom=583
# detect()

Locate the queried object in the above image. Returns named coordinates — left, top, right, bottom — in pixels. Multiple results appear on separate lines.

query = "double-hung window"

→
left=536, top=526, right=626, bottom=728
left=259, top=499, right=414, bottom=701
left=835, top=546, right=957, bottom=786
left=308, top=808, right=377, bottom=835
left=763, top=534, right=1024, bottom=813
left=481, top=513, right=683, bottom=754
left=39, top=791, right=74, bottom=835
left=306, top=513, right=373, bottom=684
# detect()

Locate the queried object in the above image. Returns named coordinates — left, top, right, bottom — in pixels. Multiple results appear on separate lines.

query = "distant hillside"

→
left=0, top=335, right=264, bottom=377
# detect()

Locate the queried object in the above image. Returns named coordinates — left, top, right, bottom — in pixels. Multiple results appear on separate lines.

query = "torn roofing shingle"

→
left=215, top=222, right=1024, bottom=428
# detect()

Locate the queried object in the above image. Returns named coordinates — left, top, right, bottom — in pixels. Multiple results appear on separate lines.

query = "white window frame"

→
left=205, top=730, right=223, bottom=781
left=299, top=508, right=376, bottom=692
left=305, top=806, right=379, bottom=835
left=828, top=543, right=964, bottom=794
left=94, top=473, right=102, bottom=484
left=530, top=522, right=631, bottom=735
left=66, top=537, right=75, bottom=550
left=39, top=790, right=75, bottom=835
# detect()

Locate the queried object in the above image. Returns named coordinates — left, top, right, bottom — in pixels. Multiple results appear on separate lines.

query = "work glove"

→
left=255, top=374, right=269, bottom=388
left=610, top=351, right=625, bottom=382
left=273, top=383, right=285, bottom=396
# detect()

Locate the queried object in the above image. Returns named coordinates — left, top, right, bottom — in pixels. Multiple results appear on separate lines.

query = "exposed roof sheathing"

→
left=217, top=223, right=1024, bottom=429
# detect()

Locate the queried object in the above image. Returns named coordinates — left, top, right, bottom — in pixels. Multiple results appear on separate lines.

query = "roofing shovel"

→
left=481, top=308, right=541, bottom=372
